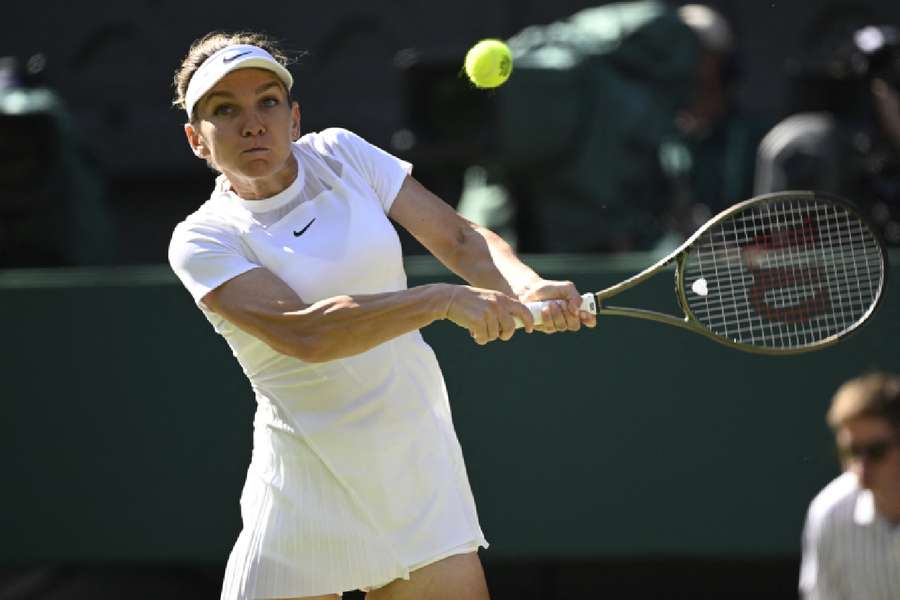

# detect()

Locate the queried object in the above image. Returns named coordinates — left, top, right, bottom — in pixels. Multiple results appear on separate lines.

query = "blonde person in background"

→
left=800, top=372, right=900, bottom=600
left=167, top=31, right=595, bottom=600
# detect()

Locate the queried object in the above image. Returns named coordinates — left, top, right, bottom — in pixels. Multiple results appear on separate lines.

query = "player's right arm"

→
left=169, top=216, right=535, bottom=362
left=200, top=267, right=534, bottom=362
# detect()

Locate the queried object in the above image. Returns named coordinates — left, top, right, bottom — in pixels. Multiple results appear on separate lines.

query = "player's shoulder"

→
left=806, top=472, right=860, bottom=528
left=297, top=127, right=369, bottom=156
left=171, top=185, right=242, bottom=243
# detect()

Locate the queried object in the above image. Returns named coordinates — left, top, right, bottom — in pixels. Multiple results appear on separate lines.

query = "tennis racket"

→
left=520, top=191, right=888, bottom=354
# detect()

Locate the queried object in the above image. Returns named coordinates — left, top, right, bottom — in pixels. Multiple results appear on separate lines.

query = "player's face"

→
left=837, top=416, right=900, bottom=509
left=186, top=68, right=300, bottom=192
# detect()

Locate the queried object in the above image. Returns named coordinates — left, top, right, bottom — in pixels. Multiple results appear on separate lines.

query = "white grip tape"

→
left=514, top=293, right=597, bottom=328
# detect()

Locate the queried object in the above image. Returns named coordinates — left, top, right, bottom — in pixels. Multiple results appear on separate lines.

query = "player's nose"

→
left=242, top=111, right=267, bottom=137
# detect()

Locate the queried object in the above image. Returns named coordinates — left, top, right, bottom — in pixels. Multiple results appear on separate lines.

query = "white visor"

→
left=184, top=44, right=294, bottom=118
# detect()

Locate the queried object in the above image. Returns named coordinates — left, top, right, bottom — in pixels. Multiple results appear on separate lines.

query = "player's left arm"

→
left=389, top=175, right=595, bottom=332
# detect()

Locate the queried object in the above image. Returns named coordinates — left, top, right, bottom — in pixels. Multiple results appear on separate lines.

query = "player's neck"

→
left=228, top=154, right=299, bottom=200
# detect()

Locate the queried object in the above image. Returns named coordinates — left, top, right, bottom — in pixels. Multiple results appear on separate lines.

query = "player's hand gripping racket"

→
left=519, top=191, right=887, bottom=354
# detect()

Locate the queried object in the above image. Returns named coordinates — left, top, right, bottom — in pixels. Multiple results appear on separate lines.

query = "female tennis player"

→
left=168, top=31, right=595, bottom=600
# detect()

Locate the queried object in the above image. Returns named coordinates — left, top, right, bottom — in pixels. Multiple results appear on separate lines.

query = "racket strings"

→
left=682, top=196, right=883, bottom=349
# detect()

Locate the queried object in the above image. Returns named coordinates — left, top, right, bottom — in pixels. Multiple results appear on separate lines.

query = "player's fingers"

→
left=544, top=300, right=568, bottom=332
left=580, top=310, right=597, bottom=328
left=497, top=311, right=517, bottom=341
left=484, top=312, right=500, bottom=343
left=508, top=301, right=533, bottom=334
left=496, top=321, right=510, bottom=342
left=563, top=303, right=581, bottom=332
left=469, top=321, right=488, bottom=345
left=536, top=303, right=554, bottom=333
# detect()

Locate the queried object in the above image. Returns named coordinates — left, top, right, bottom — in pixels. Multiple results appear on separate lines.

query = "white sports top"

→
left=169, top=129, right=486, bottom=599
left=800, top=471, right=900, bottom=600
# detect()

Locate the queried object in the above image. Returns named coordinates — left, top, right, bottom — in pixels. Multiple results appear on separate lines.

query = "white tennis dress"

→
left=168, top=128, right=487, bottom=599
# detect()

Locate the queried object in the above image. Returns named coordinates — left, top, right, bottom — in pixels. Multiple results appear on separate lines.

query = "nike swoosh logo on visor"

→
left=223, top=51, right=252, bottom=63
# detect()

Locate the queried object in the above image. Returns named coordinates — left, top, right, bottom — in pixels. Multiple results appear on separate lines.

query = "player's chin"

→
left=236, top=157, right=279, bottom=178
left=239, top=152, right=273, bottom=168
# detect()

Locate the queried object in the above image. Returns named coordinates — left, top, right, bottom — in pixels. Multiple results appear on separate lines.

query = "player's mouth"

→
left=243, top=146, right=269, bottom=154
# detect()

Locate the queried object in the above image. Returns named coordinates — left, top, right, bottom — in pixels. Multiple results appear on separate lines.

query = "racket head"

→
left=674, top=191, right=887, bottom=354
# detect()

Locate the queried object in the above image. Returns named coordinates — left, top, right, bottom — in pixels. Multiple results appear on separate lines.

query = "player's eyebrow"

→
left=203, top=81, right=285, bottom=106
left=253, top=81, right=284, bottom=95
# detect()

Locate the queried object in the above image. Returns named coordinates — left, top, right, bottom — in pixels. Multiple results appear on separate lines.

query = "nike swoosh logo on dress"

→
left=293, top=218, right=316, bottom=237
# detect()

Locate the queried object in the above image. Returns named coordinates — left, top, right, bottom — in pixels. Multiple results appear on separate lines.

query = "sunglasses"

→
left=837, top=437, right=900, bottom=463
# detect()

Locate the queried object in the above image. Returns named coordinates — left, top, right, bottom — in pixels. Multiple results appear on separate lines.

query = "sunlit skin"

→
left=184, top=68, right=301, bottom=199
left=837, top=416, right=900, bottom=523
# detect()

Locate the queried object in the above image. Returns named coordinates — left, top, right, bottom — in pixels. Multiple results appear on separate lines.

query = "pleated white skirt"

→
left=220, top=334, right=488, bottom=599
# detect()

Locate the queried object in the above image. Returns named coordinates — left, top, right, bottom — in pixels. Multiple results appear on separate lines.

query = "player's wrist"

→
left=430, top=283, right=457, bottom=322
left=511, top=276, right=544, bottom=302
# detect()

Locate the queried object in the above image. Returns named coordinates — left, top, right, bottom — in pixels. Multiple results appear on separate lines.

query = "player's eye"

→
left=838, top=438, right=898, bottom=462
left=260, top=96, right=280, bottom=109
left=212, top=103, right=235, bottom=117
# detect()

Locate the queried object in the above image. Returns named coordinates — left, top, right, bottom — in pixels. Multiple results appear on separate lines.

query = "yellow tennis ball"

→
left=464, top=39, right=513, bottom=89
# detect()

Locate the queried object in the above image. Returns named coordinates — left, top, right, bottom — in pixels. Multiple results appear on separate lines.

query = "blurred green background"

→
left=3, top=0, right=900, bottom=597
left=1, top=253, right=897, bottom=597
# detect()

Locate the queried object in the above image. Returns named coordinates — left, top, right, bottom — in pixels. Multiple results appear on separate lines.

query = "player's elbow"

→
left=295, top=340, right=339, bottom=363
left=444, top=221, right=490, bottom=270
left=268, top=331, right=333, bottom=363
left=259, top=300, right=363, bottom=363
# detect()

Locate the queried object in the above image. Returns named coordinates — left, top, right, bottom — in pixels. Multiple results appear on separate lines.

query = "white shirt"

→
left=800, top=472, right=900, bottom=600
left=168, top=129, right=486, bottom=599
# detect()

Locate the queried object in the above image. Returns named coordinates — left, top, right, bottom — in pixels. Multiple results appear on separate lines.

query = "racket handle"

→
left=514, top=293, right=597, bottom=329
